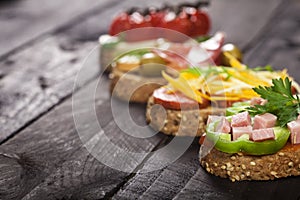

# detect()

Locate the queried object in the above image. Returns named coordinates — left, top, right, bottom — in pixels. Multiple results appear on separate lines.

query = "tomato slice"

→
left=199, top=133, right=206, bottom=145
left=153, top=87, right=209, bottom=110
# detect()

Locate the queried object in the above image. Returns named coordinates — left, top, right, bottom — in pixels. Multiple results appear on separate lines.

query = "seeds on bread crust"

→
left=200, top=143, right=300, bottom=181
left=146, top=96, right=225, bottom=136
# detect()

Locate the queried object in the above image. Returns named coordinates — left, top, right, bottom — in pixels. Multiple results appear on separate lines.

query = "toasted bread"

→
left=200, top=143, right=300, bottom=181
left=110, top=68, right=166, bottom=103
left=146, top=96, right=225, bottom=136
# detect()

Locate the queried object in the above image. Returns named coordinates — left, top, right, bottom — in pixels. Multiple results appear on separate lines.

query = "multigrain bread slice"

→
left=146, top=96, right=226, bottom=136
left=200, top=143, right=300, bottom=182
left=110, top=68, right=167, bottom=103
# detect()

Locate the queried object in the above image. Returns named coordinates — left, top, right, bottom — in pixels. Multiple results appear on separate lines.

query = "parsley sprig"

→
left=246, top=77, right=300, bottom=127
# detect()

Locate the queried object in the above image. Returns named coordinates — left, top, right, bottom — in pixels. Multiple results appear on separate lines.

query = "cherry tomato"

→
left=129, top=12, right=152, bottom=29
left=189, top=9, right=210, bottom=37
left=110, top=11, right=152, bottom=41
left=149, top=9, right=166, bottom=26
left=127, top=12, right=152, bottom=41
left=109, top=12, right=131, bottom=36
left=158, top=10, right=193, bottom=37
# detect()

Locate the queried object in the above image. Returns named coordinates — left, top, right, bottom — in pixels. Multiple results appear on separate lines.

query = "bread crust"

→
left=110, top=68, right=166, bottom=103
left=146, top=96, right=226, bottom=136
left=200, top=143, right=300, bottom=181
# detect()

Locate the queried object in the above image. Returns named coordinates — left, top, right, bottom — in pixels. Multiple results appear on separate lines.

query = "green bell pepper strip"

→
left=206, top=119, right=290, bottom=155
left=226, top=101, right=250, bottom=116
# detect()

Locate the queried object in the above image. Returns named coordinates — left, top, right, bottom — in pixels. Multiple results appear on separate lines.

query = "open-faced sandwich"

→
left=109, top=32, right=225, bottom=103
left=146, top=55, right=299, bottom=136
left=200, top=77, right=300, bottom=181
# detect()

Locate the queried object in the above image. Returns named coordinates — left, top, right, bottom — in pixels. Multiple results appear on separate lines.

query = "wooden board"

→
left=1, top=0, right=300, bottom=199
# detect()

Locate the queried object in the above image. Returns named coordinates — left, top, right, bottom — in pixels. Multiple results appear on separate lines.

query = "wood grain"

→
left=209, top=0, right=281, bottom=50
left=1, top=0, right=300, bottom=199
left=0, top=37, right=97, bottom=142
left=0, top=0, right=116, bottom=57
left=245, top=0, right=300, bottom=80
left=0, top=77, right=164, bottom=199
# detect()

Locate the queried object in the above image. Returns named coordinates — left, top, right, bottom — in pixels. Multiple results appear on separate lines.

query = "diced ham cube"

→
left=250, top=97, right=267, bottom=106
left=207, top=115, right=222, bottom=125
left=287, top=120, right=300, bottom=144
left=215, top=117, right=231, bottom=133
left=231, top=111, right=251, bottom=127
left=249, top=128, right=275, bottom=142
left=232, top=126, right=252, bottom=140
left=253, top=113, right=277, bottom=129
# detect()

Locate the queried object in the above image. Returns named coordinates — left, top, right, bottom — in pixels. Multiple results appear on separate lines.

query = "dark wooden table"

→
left=1, top=0, right=300, bottom=199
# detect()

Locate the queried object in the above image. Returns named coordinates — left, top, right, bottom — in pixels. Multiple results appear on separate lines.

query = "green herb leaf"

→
left=252, top=65, right=274, bottom=72
left=246, top=77, right=300, bottom=127
left=194, top=35, right=211, bottom=43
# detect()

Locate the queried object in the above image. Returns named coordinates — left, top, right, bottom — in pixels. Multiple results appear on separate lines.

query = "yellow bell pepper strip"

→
left=162, top=71, right=205, bottom=103
left=162, top=67, right=296, bottom=104
left=223, top=51, right=247, bottom=70
left=162, top=71, right=241, bottom=103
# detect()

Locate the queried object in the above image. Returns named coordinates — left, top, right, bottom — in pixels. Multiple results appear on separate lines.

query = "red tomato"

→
left=109, top=12, right=131, bottom=36
left=149, top=10, right=166, bottom=26
left=153, top=87, right=209, bottom=110
left=126, top=12, right=152, bottom=41
left=199, top=133, right=206, bottom=145
left=129, top=12, right=152, bottom=29
left=110, top=12, right=153, bottom=41
left=158, top=11, right=193, bottom=37
left=189, top=10, right=210, bottom=37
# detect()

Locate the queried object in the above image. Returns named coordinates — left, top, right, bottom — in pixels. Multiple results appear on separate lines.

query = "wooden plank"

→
left=244, top=0, right=300, bottom=80
left=209, top=0, right=281, bottom=50
left=175, top=167, right=300, bottom=200
left=113, top=141, right=199, bottom=200
left=0, top=0, right=116, bottom=57
left=0, top=77, right=165, bottom=199
left=0, top=38, right=97, bottom=142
